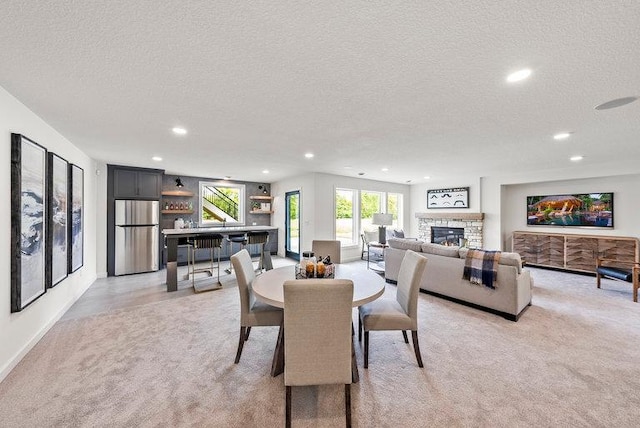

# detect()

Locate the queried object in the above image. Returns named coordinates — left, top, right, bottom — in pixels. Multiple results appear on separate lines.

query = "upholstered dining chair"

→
left=231, top=249, right=283, bottom=364
left=358, top=250, right=427, bottom=368
left=311, top=240, right=342, bottom=263
left=283, top=279, right=354, bottom=428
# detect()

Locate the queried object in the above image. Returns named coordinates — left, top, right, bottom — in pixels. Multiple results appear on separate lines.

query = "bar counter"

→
left=163, top=226, right=278, bottom=291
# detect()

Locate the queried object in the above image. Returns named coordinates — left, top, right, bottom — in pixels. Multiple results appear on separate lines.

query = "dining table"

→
left=252, top=263, right=386, bottom=383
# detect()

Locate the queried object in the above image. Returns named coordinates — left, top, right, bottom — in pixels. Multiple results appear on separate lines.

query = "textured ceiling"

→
left=1, top=1, right=639, bottom=184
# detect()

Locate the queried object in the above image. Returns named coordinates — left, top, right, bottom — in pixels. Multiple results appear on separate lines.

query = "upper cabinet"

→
left=111, top=166, right=162, bottom=199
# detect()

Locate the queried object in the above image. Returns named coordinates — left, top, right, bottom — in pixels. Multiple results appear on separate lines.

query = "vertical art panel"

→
left=11, top=134, right=47, bottom=312
left=47, top=153, right=69, bottom=287
left=69, top=164, right=84, bottom=273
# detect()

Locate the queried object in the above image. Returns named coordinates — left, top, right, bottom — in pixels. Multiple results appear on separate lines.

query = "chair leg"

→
left=285, top=386, right=292, bottom=428
left=411, top=330, right=424, bottom=368
left=358, top=317, right=362, bottom=342
left=345, top=384, right=351, bottom=428
left=364, top=331, right=369, bottom=369
left=234, top=326, right=246, bottom=364
left=245, top=326, right=252, bottom=340
left=596, top=272, right=601, bottom=289
left=402, top=330, right=409, bottom=343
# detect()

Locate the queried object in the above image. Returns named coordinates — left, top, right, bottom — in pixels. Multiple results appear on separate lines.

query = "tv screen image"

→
left=526, top=193, right=613, bottom=228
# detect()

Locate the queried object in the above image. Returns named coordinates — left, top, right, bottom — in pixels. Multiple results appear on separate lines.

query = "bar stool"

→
left=247, top=231, right=270, bottom=273
left=186, top=234, right=223, bottom=292
left=225, top=233, right=248, bottom=274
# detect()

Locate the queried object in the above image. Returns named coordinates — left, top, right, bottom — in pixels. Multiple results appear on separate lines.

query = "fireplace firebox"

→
left=431, top=227, right=465, bottom=246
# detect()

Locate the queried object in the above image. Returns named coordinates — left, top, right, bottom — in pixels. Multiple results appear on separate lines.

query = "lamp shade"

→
left=372, top=213, right=393, bottom=226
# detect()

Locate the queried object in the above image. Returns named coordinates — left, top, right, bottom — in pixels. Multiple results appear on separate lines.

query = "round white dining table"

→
left=252, top=263, right=386, bottom=308
left=251, top=263, right=386, bottom=382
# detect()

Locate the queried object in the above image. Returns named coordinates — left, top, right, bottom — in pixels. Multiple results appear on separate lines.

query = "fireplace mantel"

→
left=415, top=212, right=484, bottom=220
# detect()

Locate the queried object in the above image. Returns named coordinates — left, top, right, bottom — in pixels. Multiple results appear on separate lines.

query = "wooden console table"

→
left=512, top=231, right=639, bottom=274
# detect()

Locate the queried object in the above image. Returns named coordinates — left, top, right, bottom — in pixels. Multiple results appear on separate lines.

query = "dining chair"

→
left=231, top=249, right=283, bottom=364
left=283, top=279, right=354, bottom=428
left=358, top=250, right=427, bottom=368
left=311, top=240, right=342, bottom=263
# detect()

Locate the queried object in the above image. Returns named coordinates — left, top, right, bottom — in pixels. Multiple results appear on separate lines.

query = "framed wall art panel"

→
left=68, top=164, right=84, bottom=273
left=427, top=187, right=469, bottom=209
left=47, top=153, right=69, bottom=288
left=11, top=133, right=48, bottom=312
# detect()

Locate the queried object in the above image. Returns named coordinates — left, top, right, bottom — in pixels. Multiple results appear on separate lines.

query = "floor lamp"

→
left=372, top=213, right=393, bottom=244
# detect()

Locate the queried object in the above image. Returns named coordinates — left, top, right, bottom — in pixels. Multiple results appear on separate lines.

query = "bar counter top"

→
left=162, top=225, right=277, bottom=235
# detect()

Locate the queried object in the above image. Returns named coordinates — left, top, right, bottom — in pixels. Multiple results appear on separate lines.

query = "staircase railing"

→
left=202, top=186, right=238, bottom=221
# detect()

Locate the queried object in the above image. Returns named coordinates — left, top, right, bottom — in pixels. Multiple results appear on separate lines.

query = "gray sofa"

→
left=384, top=238, right=533, bottom=321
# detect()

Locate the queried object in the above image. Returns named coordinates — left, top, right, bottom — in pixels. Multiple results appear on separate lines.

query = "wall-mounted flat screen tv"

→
left=526, top=193, right=614, bottom=228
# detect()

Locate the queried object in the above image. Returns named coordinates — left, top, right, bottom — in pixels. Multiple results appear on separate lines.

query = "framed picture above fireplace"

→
left=427, top=187, right=469, bottom=209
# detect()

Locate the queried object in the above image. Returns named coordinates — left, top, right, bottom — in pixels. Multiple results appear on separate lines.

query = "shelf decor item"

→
left=11, top=133, right=48, bottom=312
left=47, top=152, right=69, bottom=288
left=68, top=163, right=84, bottom=273
left=427, top=187, right=469, bottom=209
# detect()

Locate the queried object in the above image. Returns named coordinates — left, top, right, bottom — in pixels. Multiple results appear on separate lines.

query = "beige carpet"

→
left=1, top=266, right=639, bottom=427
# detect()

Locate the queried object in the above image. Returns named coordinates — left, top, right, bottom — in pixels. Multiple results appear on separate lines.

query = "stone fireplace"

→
left=416, top=212, right=484, bottom=248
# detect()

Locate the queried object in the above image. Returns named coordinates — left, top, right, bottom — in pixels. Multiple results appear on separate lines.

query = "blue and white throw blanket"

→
left=462, top=249, right=501, bottom=289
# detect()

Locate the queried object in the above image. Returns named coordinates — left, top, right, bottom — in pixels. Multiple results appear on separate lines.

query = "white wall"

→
left=273, top=173, right=410, bottom=261
left=95, top=161, right=108, bottom=277
left=501, top=174, right=640, bottom=249
left=0, top=86, right=97, bottom=381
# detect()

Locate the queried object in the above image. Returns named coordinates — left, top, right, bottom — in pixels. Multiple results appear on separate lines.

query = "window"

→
left=387, top=193, right=403, bottom=230
left=335, top=188, right=404, bottom=245
left=199, top=181, right=245, bottom=226
left=360, top=191, right=383, bottom=232
left=335, top=188, right=357, bottom=245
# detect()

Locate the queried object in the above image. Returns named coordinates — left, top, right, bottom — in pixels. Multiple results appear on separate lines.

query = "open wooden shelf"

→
left=250, top=210, right=274, bottom=214
left=162, top=209, right=194, bottom=214
left=249, top=195, right=273, bottom=200
left=162, top=190, right=194, bottom=197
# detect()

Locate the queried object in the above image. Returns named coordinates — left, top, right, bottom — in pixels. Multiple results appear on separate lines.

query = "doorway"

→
left=285, top=190, right=300, bottom=260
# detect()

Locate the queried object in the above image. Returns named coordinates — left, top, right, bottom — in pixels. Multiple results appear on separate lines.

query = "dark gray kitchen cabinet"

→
left=112, top=166, right=162, bottom=199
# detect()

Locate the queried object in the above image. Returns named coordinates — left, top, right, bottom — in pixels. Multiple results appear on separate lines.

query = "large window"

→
left=336, top=188, right=356, bottom=245
left=360, top=191, right=383, bottom=232
left=335, top=188, right=404, bottom=246
left=387, top=193, right=403, bottom=230
left=199, top=181, right=245, bottom=226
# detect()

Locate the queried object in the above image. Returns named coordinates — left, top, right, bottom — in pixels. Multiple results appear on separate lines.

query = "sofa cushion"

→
left=387, top=238, right=424, bottom=252
left=421, top=242, right=461, bottom=258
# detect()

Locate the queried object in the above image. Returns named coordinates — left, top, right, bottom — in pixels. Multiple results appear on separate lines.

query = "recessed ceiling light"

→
left=570, top=155, right=583, bottom=162
left=553, top=133, right=571, bottom=140
left=172, top=127, right=187, bottom=135
left=595, top=96, right=638, bottom=110
left=358, top=172, right=365, bottom=176
left=423, top=176, right=430, bottom=179
left=151, top=156, right=162, bottom=162
left=343, top=166, right=352, bottom=169
left=223, top=176, right=231, bottom=180
left=381, top=167, right=389, bottom=172
left=262, top=170, right=270, bottom=174
left=406, top=180, right=412, bottom=183
left=305, top=153, right=314, bottom=159
left=506, top=68, right=532, bottom=83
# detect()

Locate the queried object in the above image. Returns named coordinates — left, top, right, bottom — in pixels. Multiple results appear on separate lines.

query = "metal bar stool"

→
left=186, top=234, right=223, bottom=292
left=247, top=231, right=270, bottom=273
left=225, top=233, right=248, bottom=274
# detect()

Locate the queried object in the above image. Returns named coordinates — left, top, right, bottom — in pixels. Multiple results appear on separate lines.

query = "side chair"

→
left=231, top=249, right=283, bottom=364
left=283, top=279, right=354, bottom=428
left=311, top=239, right=342, bottom=263
left=358, top=250, right=427, bottom=368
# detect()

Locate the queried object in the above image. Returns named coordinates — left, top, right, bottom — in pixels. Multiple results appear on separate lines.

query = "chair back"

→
left=231, top=249, right=256, bottom=324
left=311, top=240, right=342, bottom=264
left=283, top=279, right=353, bottom=386
left=362, top=231, right=377, bottom=245
left=396, top=250, right=428, bottom=325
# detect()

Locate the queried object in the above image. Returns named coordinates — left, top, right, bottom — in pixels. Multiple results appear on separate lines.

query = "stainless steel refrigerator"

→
left=114, top=200, right=159, bottom=275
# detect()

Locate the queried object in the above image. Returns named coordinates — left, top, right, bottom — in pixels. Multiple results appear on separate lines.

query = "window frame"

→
left=199, top=181, right=246, bottom=227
